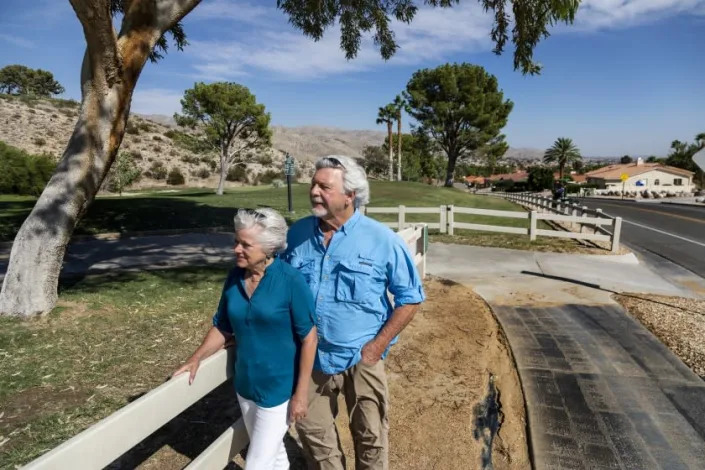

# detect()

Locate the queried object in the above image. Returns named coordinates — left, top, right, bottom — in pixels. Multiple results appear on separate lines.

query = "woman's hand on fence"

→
left=288, top=392, right=308, bottom=423
left=172, top=358, right=201, bottom=385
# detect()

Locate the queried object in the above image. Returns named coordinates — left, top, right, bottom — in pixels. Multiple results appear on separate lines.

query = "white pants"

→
left=237, top=393, right=290, bottom=470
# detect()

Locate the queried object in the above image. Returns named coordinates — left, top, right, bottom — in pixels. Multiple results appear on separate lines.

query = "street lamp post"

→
left=284, top=153, right=296, bottom=213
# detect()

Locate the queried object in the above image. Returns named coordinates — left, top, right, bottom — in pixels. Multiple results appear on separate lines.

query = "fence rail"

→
left=22, top=225, right=428, bottom=470
left=363, top=198, right=622, bottom=253
left=490, top=192, right=622, bottom=252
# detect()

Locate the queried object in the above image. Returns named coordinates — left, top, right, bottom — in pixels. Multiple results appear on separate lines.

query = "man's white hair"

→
left=233, top=208, right=288, bottom=256
left=315, top=155, right=370, bottom=207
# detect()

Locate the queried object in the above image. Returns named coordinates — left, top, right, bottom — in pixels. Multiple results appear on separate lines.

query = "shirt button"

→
left=323, top=274, right=328, bottom=280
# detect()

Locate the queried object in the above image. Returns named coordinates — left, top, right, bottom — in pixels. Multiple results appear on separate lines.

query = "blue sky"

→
left=0, top=0, right=704, bottom=157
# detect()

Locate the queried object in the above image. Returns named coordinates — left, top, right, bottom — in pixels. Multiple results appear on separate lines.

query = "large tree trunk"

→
left=387, top=122, right=394, bottom=181
left=217, top=152, right=228, bottom=195
left=0, top=63, right=133, bottom=316
left=397, top=117, right=402, bottom=181
left=0, top=0, right=200, bottom=316
left=445, top=151, right=458, bottom=187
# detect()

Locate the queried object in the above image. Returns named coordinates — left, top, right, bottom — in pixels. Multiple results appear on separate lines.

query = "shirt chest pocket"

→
left=335, top=259, right=382, bottom=304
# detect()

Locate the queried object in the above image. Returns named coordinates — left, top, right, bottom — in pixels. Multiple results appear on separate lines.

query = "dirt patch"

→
left=614, top=293, right=705, bottom=379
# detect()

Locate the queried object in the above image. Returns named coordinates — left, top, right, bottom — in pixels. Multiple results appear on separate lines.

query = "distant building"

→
left=586, top=158, right=694, bottom=193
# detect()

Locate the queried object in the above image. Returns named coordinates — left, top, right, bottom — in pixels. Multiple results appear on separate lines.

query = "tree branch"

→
left=69, top=0, right=121, bottom=87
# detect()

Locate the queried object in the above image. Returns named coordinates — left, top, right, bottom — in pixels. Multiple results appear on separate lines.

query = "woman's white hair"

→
left=233, top=208, right=288, bottom=256
left=315, top=155, right=370, bottom=207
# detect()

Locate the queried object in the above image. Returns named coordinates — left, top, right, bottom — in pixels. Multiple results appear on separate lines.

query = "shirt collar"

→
left=315, top=208, right=361, bottom=237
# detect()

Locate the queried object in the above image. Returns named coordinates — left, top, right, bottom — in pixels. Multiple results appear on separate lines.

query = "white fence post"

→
left=398, top=205, right=406, bottom=230
left=439, top=205, right=447, bottom=234
left=595, top=208, right=603, bottom=234
left=611, top=217, right=622, bottom=253
left=447, top=205, right=455, bottom=236
left=529, top=211, right=537, bottom=241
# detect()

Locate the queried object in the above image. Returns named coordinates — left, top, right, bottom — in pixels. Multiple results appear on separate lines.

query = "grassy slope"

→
left=0, top=182, right=529, bottom=241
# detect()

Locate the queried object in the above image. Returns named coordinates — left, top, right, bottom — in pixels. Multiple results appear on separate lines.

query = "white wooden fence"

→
left=22, top=225, right=429, bottom=470
left=364, top=200, right=622, bottom=253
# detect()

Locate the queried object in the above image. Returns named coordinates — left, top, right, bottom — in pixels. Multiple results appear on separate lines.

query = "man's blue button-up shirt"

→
left=284, top=210, right=425, bottom=374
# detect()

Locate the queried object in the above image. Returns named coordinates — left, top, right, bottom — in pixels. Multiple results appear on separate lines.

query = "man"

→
left=284, top=155, right=425, bottom=470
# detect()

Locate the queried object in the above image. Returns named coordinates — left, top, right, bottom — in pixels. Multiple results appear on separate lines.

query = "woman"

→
left=173, top=208, right=317, bottom=470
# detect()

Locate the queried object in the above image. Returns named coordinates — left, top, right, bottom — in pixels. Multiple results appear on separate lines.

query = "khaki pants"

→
left=296, top=360, right=389, bottom=470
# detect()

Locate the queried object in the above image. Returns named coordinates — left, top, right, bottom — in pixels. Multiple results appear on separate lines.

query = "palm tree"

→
left=696, top=132, right=705, bottom=149
left=376, top=104, right=396, bottom=181
left=543, top=137, right=582, bottom=181
left=392, top=95, right=407, bottom=181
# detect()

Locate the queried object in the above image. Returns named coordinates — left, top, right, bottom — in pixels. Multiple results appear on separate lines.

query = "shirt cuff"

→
left=393, top=285, right=425, bottom=308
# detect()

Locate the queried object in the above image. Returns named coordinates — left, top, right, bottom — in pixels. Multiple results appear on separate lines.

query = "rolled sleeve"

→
left=387, top=239, right=426, bottom=308
left=211, top=272, right=234, bottom=335
left=290, top=272, right=316, bottom=340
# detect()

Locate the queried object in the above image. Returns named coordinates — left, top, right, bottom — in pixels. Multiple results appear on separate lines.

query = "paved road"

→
left=579, top=199, right=705, bottom=279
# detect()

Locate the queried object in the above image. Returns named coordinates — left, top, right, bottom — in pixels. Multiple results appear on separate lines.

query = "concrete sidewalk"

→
left=428, top=244, right=705, bottom=470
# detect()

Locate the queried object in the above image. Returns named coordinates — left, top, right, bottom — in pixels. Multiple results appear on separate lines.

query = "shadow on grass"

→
left=57, top=265, right=229, bottom=293
left=0, top=194, right=271, bottom=242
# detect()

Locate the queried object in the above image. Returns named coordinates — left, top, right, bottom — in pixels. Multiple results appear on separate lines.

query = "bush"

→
left=33, top=137, right=46, bottom=146
left=167, top=167, right=185, bottom=185
left=152, top=135, right=162, bottom=142
left=180, top=154, right=200, bottom=165
left=138, top=122, right=153, bottom=133
left=126, top=122, right=139, bottom=135
left=146, top=161, right=167, bottom=180
left=0, top=140, right=55, bottom=195
left=164, top=130, right=177, bottom=139
left=226, top=165, right=247, bottom=182
left=258, top=169, right=280, bottom=185
left=256, top=154, right=273, bottom=166
left=195, top=168, right=211, bottom=179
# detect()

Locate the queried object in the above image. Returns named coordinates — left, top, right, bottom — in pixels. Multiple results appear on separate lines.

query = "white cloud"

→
left=0, top=33, right=36, bottom=49
left=183, top=0, right=705, bottom=81
left=131, top=88, right=183, bottom=116
left=189, top=0, right=273, bottom=25
left=573, top=0, right=705, bottom=30
left=186, top=3, right=493, bottom=81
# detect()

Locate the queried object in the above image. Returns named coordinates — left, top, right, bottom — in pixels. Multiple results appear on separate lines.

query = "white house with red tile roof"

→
left=586, top=158, right=694, bottom=193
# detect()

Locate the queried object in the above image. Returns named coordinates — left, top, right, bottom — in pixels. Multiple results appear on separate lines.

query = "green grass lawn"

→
left=1, top=182, right=526, bottom=237
left=0, top=182, right=599, bottom=252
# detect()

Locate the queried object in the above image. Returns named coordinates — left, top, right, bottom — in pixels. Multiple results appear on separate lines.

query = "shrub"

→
left=164, top=130, right=177, bottom=139
left=180, top=154, right=200, bottom=165
left=169, top=149, right=178, bottom=157
left=272, top=179, right=284, bottom=188
left=167, top=167, right=185, bottom=185
left=226, top=165, right=247, bottom=182
left=152, top=135, right=162, bottom=142
left=33, top=137, right=46, bottom=146
left=138, top=122, right=153, bottom=132
left=256, top=154, right=273, bottom=166
left=195, top=168, right=210, bottom=179
left=126, top=122, right=139, bottom=135
left=0, top=140, right=55, bottom=195
left=146, top=161, right=167, bottom=180
left=131, top=150, right=143, bottom=160
left=46, top=129, right=55, bottom=138
left=258, top=169, right=280, bottom=185
left=12, top=113, right=21, bottom=120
